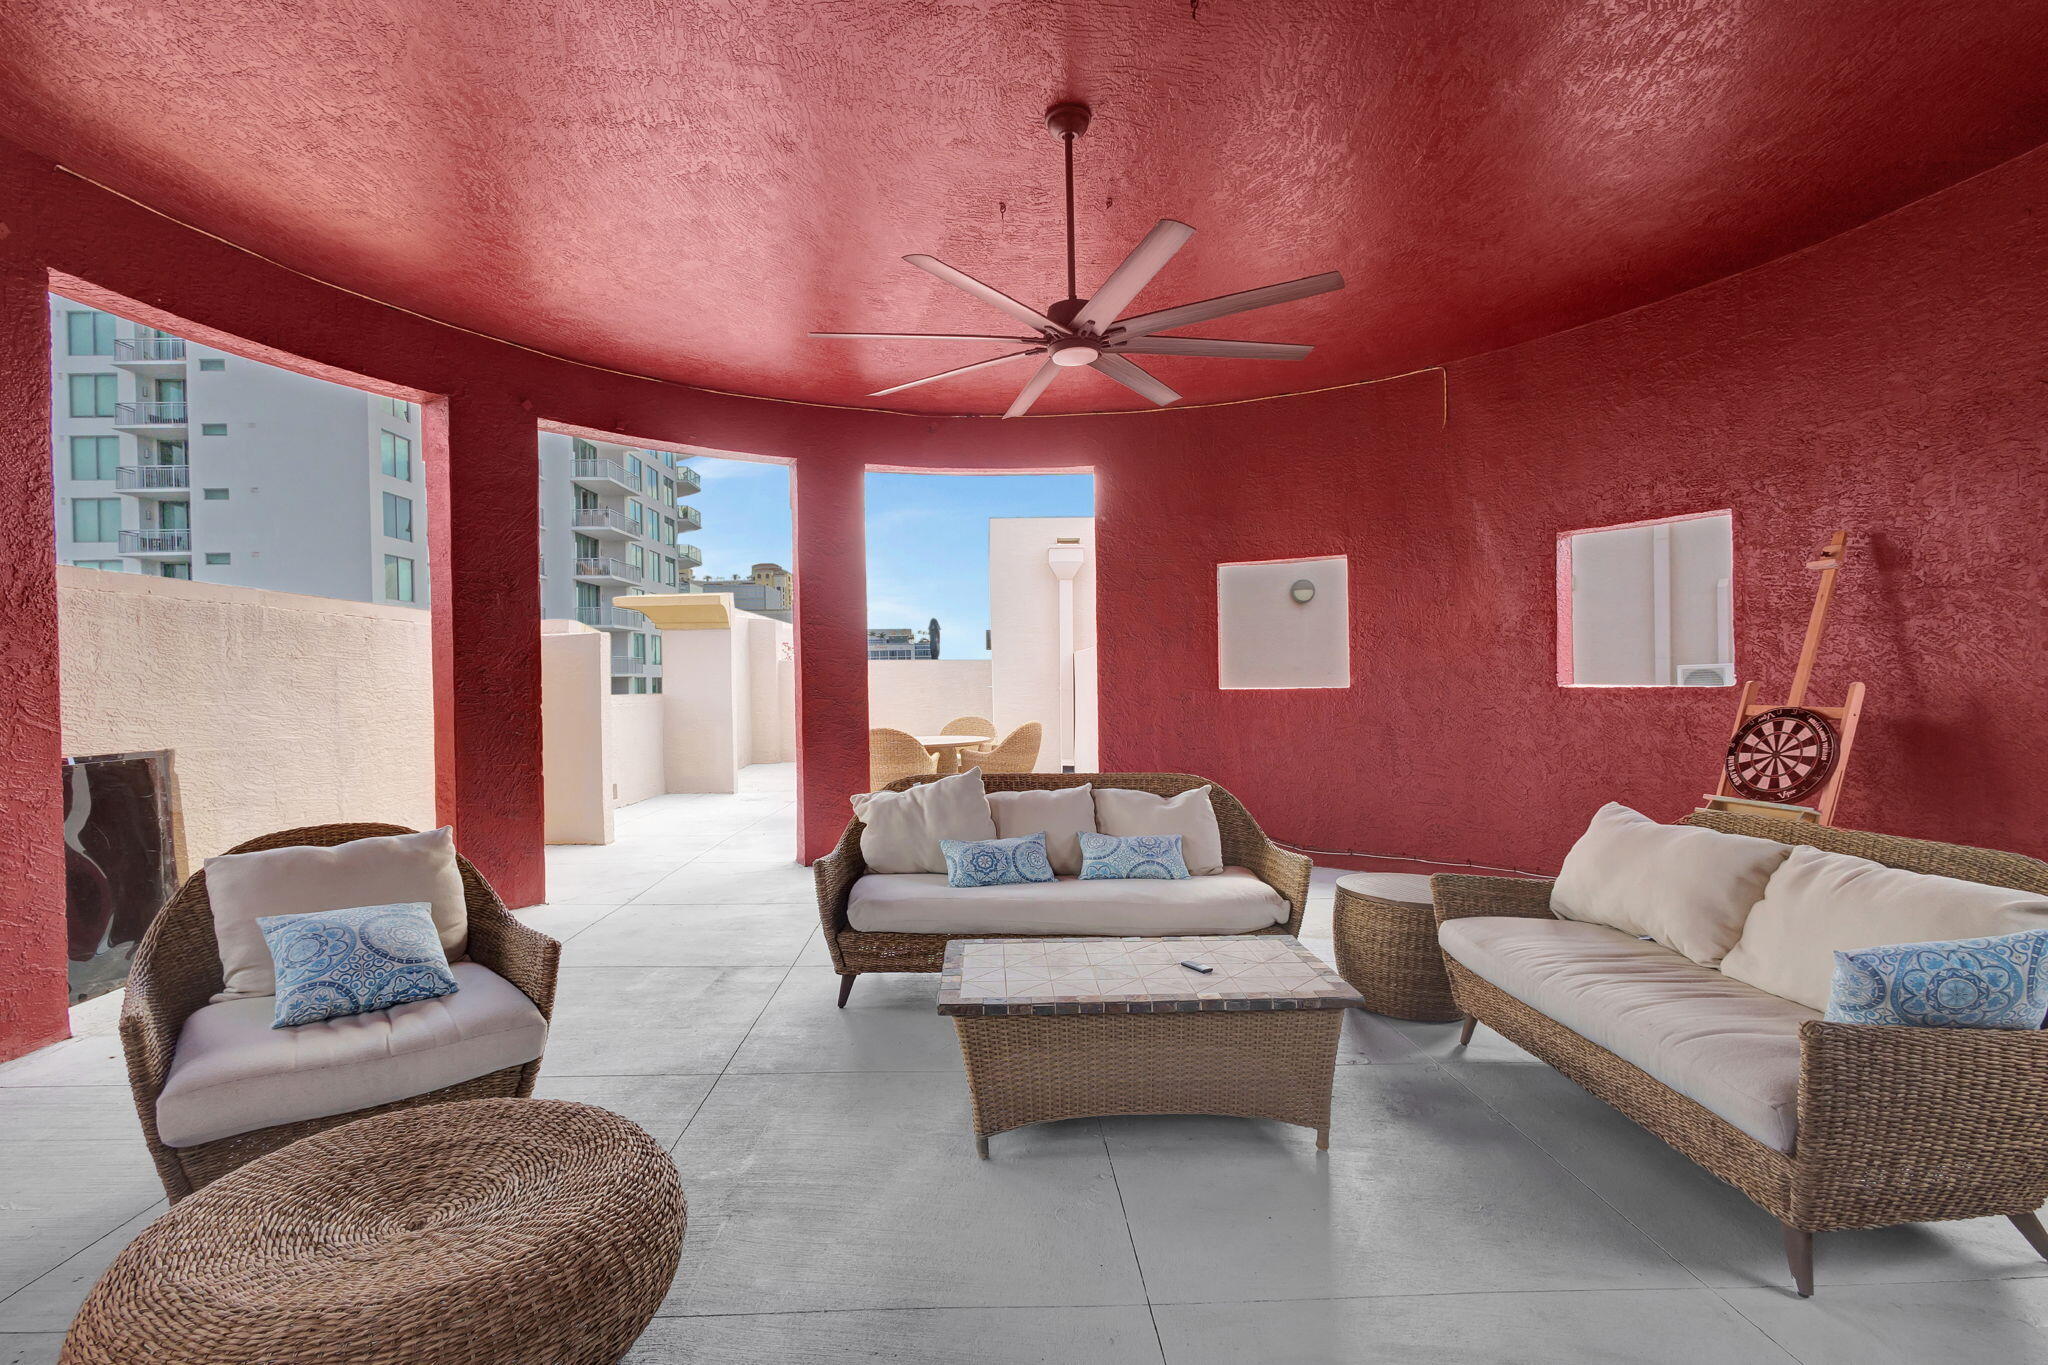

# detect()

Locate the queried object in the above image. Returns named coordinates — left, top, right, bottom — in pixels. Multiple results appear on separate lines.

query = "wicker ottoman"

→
left=1331, top=873, right=1462, bottom=1022
left=61, top=1099, right=685, bottom=1365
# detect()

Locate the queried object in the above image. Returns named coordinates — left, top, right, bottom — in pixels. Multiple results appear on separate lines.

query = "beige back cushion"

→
left=1551, top=803, right=1792, bottom=965
left=988, top=785, right=1097, bottom=876
left=851, top=767, right=999, bottom=874
left=1720, top=844, right=2048, bottom=1010
left=204, top=827, right=468, bottom=1001
left=1093, top=786, right=1225, bottom=875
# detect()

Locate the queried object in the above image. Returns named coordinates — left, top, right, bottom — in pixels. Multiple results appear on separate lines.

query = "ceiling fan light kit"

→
left=812, top=103, right=1346, bottom=416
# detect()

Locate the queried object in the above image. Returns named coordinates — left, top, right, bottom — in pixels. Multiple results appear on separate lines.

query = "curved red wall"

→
left=3, top=136, right=2045, bottom=1058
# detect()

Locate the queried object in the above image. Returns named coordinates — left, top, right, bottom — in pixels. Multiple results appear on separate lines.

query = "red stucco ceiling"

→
left=3, top=2, right=2045, bottom=414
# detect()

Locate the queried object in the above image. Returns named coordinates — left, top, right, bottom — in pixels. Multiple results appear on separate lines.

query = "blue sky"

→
left=685, top=457, right=1094, bottom=660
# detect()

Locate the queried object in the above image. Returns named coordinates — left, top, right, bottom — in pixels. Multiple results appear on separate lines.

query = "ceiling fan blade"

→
left=868, top=349, right=1044, bottom=398
left=813, top=332, right=1041, bottom=343
left=1002, top=358, right=1063, bottom=419
left=1110, top=337, right=1314, bottom=360
left=1109, top=271, right=1345, bottom=340
left=1072, top=219, right=1196, bottom=334
left=903, top=255, right=1068, bottom=334
left=1091, top=353, right=1181, bottom=407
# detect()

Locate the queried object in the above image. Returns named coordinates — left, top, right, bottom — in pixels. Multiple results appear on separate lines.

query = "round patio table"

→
left=913, top=734, right=989, bottom=774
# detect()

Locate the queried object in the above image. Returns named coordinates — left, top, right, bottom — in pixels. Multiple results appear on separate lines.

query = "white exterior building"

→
left=536, top=434, right=704, bottom=692
left=49, top=296, right=428, bottom=606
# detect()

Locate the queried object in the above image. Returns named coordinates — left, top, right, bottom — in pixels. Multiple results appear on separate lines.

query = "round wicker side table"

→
left=1331, top=872, right=1462, bottom=1022
left=61, top=1098, right=686, bottom=1365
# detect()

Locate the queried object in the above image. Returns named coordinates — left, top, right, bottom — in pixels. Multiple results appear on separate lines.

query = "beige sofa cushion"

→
left=851, top=767, right=999, bottom=874
left=988, top=785, right=1097, bottom=876
left=1093, top=786, right=1224, bottom=875
left=1439, top=916, right=1815, bottom=1152
left=204, top=827, right=468, bottom=1001
left=1551, top=803, right=1792, bottom=965
left=155, top=964, right=546, bottom=1148
left=1720, top=845, right=2048, bottom=1011
left=847, top=867, right=1287, bottom=936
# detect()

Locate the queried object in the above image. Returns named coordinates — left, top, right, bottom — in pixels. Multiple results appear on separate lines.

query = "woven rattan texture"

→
left=60, top=1099, right=683, bottom=1365
left=953, top=1009, right=1343, bottom=1148
left=1432, top=822, right=2048, bottom=1233
left=119, top=823, right=562, bottom=1202
left=815, top=773, right=1311, bottom=978
left=1331, top=886, right=1461, bottom=1021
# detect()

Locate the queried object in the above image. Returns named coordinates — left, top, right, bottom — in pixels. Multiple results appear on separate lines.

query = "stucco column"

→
left=0, top=235, right=71, bottom=1060
left=425, top=393, right=545, bottom=906
left=792, top=459, right=868, bottom=862
left=615, top=593, right=745, bottom=795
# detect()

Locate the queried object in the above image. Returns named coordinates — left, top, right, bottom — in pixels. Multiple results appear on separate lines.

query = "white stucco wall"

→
left=604, top=694, right=668, bottom=807
left=57, top=566, right=435, bottom=873
left=541, top=622, right=611, bottom=844
left=988, top=517, right=1095, bottom=771
left=867, top=660, right=993, bottom=735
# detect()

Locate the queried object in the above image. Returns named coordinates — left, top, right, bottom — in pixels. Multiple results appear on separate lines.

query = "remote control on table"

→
left=1180, top=961, right=1214, bottom=974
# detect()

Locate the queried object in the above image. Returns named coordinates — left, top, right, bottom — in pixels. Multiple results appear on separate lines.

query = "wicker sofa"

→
left=815, top=772, right=1310, bottom=1006
left=120, top=823, right=561, bottom=1202
left=1433, top=811, right=2048, bottom=1296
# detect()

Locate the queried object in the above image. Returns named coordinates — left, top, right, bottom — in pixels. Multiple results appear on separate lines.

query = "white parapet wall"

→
left=866, top=659, right=993, bottom=735
left=57, top=566, right=436, bottom=874
left=988, top=517, right=1096, bottom=772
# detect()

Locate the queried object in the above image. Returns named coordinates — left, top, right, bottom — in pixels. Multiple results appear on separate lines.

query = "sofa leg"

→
left=2012, top=1212, right=2048, bottom=1260
left=1457, top=1016, right=1477, bottom=1046
left=836, top=975, right=855, bottom=1009
left=1782, top=1225, right=1814, bottom=1298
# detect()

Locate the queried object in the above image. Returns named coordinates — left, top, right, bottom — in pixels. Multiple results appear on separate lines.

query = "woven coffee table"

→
left=939, top=935, right=1363, bottom=1157
left=1330, top=872, right=1462, bottom=1022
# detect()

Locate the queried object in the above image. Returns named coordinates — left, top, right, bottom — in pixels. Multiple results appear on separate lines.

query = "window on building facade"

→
left=152, top=438, right=187, bottom=466
left=69, top=436, right=119, bottom=480
left=203, top=487, right=230, bottom=500
left=158, top=502, right=189, bottom=531
left=628, top=500, right=644, bottom=533
left=384, top=553, right=416, bottom=602
left=626, top=454, right=643, bottom=488
left=628, top=544, right=644, bottom=573
left=629, top=633, right=647, bottom=662
left=71, top=498, right=120, bottom=542
left=382, top=491, right=413, bottom=541
left=158, top=562, right=191, bottom=580
left=72, top=559, right=124, bottom=571
left=68, top=374, right=118, bottom=417
left=378, top=396, right=414, bottom=420
left=576, top=582, right=600, bottom=615
left=574, top=533, right=599, bottom=561
left=201, top=423, right=228, bottom=435
left=205, top=552, right=231, bottom=565
left=650, top=634, right=663, bottom=664
left=66, top=310, right=116, bottom=356
left=573, top=438, right=598, bottom=460
left=198, top=358, right=226, bottom=371
left=379, top=431, right=412, bottom=479
left=650, top=676, right=663, bottom=693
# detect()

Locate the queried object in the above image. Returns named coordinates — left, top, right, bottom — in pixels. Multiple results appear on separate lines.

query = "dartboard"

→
left=1725, top=707, right=1838, bottom=804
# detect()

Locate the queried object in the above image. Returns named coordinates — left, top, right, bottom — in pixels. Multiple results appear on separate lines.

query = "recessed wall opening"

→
left=1558, top=510, right=1734, bottom=687
left=1217, top=555, right=1352, bottom=690
left=862, top=470, right=1095, bottom=784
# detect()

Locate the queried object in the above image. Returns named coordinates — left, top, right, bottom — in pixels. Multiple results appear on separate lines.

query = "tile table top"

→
left=937, top=935, right=1363, bottom=1018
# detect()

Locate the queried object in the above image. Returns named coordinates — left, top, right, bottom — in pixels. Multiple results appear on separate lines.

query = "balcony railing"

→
left=572, top=506, right=633, bottom=536
left=575, top=556, right=642, bottom=583
left=119, top=529, right=191, bottom=555
left=609, top=656, right=653, bottom=675
left=673, top=504, right=702, bottom=532
left=575, top=606, right=642, bottom=630
left=674, top=465, right=702, bottom=496
left=571, top=458, right=642, bottom=493
left=675, top=543, right=703, bottom=568
left=114, top=401, right=188, bottom=426
left=115, top=465, right=191, bottom=492
left=113, top=337, right=187, bottom=363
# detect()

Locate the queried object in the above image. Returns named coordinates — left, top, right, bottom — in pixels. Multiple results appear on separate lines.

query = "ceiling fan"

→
left=812, top=103, right=1345, bottom=417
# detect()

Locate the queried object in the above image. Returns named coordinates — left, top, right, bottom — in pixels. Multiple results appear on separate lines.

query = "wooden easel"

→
left=1704, top=531, right=1867, bottom=826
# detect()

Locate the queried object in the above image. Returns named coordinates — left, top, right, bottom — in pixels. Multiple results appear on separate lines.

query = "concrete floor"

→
left=4, top=762, right=2047, bottom=1363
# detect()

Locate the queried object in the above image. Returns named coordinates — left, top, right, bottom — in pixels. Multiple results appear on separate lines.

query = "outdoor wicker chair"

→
left=869, top=727, right=938, bottom=789
left=816, top=772, right=1310, bottom=1004
left=974, top=722, right=1043, bottom=775
left=939, top=715, right=997, bottom=739
left=119, top=823, right=560, bottom=1202
left=1435, top=812, right=2048, bottom=1295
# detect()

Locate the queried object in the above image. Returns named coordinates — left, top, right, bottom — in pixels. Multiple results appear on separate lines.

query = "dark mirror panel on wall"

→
left=64, top=751, right=178, bottom=1004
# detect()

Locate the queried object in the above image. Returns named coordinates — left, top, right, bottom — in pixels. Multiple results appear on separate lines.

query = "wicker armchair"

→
left=869, top=727, right=938, bottom=789
left=972, top=722, right=1043, bottom=775
left=119, top=823, right=561, bottom=1202
left=816, top=772, right=1310, bottom=1006
left=940, top=715, right=997, bottom=739
left=1433, top=812, right=2048, bottom=1296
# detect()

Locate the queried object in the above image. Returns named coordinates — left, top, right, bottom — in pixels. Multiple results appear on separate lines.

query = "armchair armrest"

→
left=117, top=968, right=183, bottom=1107
left=1431, top=874, right=1557, bottom=923
left=814, top=830, right=867, bottom=973
left=465, top=902, right=562, bottom=1020
left=1240, top=840, right=1313, bottom=934
left=1792, top=1019, right=2048, bottom=1226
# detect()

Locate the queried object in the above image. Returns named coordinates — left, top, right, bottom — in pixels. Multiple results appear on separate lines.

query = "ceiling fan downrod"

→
left=1044, top=102, right=1091, bottom=328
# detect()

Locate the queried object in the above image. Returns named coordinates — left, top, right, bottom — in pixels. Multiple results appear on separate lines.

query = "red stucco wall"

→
left=2, top=135, right=2044, bottom=1060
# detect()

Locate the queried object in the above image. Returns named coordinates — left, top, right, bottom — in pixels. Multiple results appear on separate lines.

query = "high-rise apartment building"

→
left=536, top=434, right=703, bottom=692
left=49, top=296, right=429, bottom=606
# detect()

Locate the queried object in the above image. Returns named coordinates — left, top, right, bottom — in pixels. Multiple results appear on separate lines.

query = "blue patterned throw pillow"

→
left=1078, top=831, right=1190, bottom=881
left=940, top=832, right=1057, bottom=889
left=1825, top=929, right=2048, bottom=1030
left=259, top=901, right=460, bottom=1029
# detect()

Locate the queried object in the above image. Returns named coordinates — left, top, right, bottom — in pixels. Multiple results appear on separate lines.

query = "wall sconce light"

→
left=1289, top=579, right=1316, bottom=605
